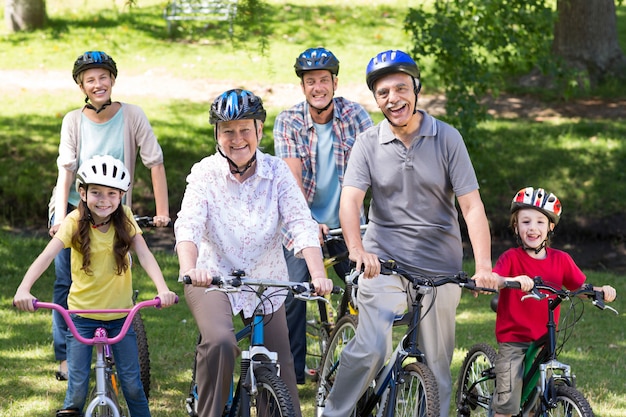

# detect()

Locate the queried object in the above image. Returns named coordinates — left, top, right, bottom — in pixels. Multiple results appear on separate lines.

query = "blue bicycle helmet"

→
left=294, top=47, right=340, bottom=78
left=72, top=51, right=118, bottom=83
left=365, top=50, right=420, bottom=91
left=209, top=89, right=267, bottom=125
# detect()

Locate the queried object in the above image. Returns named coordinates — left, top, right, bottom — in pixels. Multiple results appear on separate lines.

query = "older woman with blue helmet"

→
left=175, top=89, right=333, bottom=417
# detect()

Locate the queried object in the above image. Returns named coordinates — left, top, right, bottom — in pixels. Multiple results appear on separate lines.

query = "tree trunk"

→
left=553, top=0, right=626, bottom=84
left=5, top=0, right=47, bottom=32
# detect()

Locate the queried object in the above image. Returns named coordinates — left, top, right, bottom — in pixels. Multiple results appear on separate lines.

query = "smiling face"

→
left=216, top=119, right=263, bottom=168
left=514, top=208, right=555, bottom=252
left=79, top=184, right=123, bottom=223
left=78, top=67, right=115, bottom=106
left=373, top=72, right=419, bottom=129
left=301, top=69, right=337, bottom=112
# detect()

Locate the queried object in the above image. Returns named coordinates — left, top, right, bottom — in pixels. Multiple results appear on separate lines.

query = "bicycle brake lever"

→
left=592, top=299, right=619, bottom=315
left=521, top=292, right=546, bottom=302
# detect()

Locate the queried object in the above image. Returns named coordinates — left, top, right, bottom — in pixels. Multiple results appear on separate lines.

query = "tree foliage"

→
left=405, top=0, right=555, bottom=143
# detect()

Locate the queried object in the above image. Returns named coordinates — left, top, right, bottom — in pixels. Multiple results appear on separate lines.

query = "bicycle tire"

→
left=526, top=384, right=594, bottom=417
left=89, top=375, right=129, bottom=417
left=456, top=343, right=497, bottom=417
left=132, top=311, right=151, bottom=399
left=385, top=361, right=440, bottom=417
left=316, top=314, right=358, bottom=410
left=231, top=365, right=296, bottom=417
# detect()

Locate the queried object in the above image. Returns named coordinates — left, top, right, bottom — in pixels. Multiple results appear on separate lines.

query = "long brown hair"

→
left=72, top=185, right=135, bottom=275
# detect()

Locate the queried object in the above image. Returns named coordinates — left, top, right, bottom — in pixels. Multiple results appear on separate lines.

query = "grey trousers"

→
left=185, top=285, right=302, bottom=417
left=321, top=273, right=461, bottom=417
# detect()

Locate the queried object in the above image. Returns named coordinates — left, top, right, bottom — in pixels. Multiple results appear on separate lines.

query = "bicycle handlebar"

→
left=504, top=277, right=618, bottom=314
left=324, top=224, right=368, bottom=239
left=134, top=215, right=172, bottom=228
left=347, top=259, right=497, bottom=293
left=182, top=273, right=341, bottom=301
left=31, top=297, right=178, bottom=346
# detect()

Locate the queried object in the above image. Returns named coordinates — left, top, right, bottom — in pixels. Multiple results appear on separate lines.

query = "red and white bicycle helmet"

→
left=510, top=187, right=562, bottom=225
left=76, top=155, right=131, bottom=192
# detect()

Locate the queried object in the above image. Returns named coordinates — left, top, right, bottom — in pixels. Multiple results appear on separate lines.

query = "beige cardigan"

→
left=48, top=103, right=164, bottom=219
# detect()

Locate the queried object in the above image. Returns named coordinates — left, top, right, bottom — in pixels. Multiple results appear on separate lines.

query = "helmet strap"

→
left=311, top=100, right=333, bottom=115
left=84, top=96, right=112, bottom=114
left=215, top=119, right=260, bottom=177
left=218, top=147, right=257, bottom=176
left=516, top=234, right=549, bottom=255
left=307, top=84, right=335, bottom=115
left=379, top=77, right=421, bottom=128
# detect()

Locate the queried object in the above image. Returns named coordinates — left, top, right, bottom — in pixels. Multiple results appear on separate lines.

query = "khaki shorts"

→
left=492, top=342, right=530, bottom=415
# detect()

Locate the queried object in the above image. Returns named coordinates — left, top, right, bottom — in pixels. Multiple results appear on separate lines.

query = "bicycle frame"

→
left=33, top=298, right=167, bottom=417
left=184, top=272, right=338, bottom=417
left=318, top=260, right=489, bottom=417
left=457, top=279, right=617, bottom=417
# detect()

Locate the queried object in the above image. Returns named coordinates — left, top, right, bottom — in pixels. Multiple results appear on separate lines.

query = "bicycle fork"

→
left=85, top=328, right=121, bottom=417
left=521, top=360, right=574, bottom=416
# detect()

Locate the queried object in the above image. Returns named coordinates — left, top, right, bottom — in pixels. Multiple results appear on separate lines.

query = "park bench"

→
left=163, top=0, right=237, bottom=34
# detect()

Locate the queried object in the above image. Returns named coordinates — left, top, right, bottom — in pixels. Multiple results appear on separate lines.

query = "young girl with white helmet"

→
left=14, top=155, right=177, bottom=417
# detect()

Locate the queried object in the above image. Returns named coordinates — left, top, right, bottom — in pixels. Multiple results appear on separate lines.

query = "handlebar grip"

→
left=182, top=275, right=225, bottom=286
left=503, top=280, right=522, bottom=289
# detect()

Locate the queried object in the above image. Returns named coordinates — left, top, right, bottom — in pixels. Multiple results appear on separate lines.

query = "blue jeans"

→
left=64, top=315, right=150, bottom=417
left=51, top=208, right=74, bottom=362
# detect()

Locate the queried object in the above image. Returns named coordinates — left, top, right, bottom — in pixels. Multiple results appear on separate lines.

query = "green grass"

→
left=2, top=233, right=625, bottom=416
left=2, top=1, right=626, bottom=415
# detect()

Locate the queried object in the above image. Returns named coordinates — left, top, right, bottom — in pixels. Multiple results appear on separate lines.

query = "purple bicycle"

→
left=31, top=298, right=175, bottom=417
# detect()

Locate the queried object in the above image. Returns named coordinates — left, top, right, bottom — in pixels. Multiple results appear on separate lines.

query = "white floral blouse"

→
left=175, top=150, right=320, bottom=318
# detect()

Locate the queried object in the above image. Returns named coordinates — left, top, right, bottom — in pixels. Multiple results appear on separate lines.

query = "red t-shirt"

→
left=492, top=247, right=586, bottom=343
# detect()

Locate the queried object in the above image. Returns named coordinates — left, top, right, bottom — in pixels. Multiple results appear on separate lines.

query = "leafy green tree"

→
left=405, top=0, right=626, bottom=143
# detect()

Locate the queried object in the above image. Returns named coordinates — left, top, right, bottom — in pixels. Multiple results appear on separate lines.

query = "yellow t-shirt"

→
left=56, top=205, right=141, bottom=320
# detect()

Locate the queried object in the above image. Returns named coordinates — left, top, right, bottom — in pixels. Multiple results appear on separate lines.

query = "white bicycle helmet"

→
left=510, top=187, right=562, bottom=225
left=75, top=155, right=131, bottom=192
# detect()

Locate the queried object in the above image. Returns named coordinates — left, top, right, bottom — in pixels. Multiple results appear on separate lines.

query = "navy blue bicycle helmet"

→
left=294, top=47, right=340, bottom=78
left=72, top=51, right=118, bottom=83
left=365, top=50, right=420, bottom=91
left=209, top=89, right=267, bottom=125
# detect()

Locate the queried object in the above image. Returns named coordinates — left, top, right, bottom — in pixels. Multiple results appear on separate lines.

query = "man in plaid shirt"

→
left=273, top=47, right=373, bottom=384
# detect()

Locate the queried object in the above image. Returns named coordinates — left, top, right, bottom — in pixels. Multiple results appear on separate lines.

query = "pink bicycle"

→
left=30, top=297, right=176, bottom=417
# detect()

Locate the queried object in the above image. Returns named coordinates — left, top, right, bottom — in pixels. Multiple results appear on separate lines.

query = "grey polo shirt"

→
left=343, top=110, right=479, bottom=275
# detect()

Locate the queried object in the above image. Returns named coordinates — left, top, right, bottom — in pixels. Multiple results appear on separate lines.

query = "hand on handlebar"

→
left=349, top=248, right=381, bottom=279
left=471, top=271, right=500, bottom=293
left=311, top=277, right=334, bottom=296
left=598, top=285, right=617, bottom=303
left=499, top=274, right=535, bottom=292
left=182, top=269, right=215, bottom=287
left=152, top=215, right=172, bottom=227
left=13, top=288, right=37, bottom=312
left=157, top=290, right=178, bottom=307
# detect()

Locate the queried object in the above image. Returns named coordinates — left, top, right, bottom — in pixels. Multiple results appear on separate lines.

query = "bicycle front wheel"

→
left=234, top=365, right=296, bottom=417
left=317, top=314, right=358, bottom=408
left=455, top=343, right=497, bottom=417
left=89, top=376, right=129, bottom=417
left=386, top=362, right=440, bottom=417
left=531, top=385, right=594, bottom=417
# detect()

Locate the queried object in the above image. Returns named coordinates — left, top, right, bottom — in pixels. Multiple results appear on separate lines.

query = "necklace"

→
left=91, top=218, right=111, bottom=229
